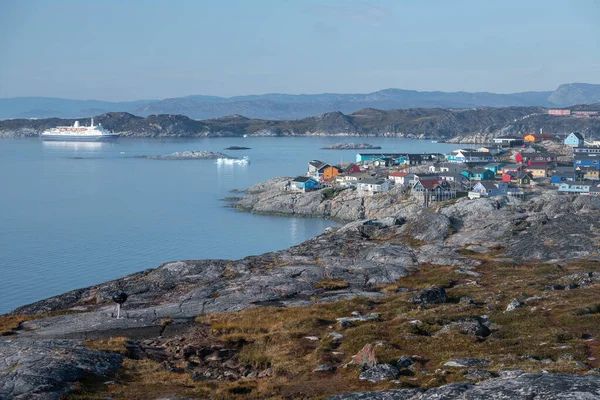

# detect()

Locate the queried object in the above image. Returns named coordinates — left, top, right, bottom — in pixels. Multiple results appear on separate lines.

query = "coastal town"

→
left=285, top=131, right=599, bottom=204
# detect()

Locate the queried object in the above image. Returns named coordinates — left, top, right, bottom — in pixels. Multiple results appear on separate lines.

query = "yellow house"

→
left=527, top=167, right=548, bottom=178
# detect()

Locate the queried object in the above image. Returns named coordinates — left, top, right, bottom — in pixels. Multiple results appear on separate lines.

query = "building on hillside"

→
left=469, top=181, right=509, bottom=198
left=564, top=132, right=584, bottom=148
left=462, top=168, right=496, bottom=181
left=573, top=147, right=600, bottom=154
left=573, top=111, right=598, bottom=116
left=548, top=109, right=571, bottom=116
left=526, top=165, right=548, bottom=178
left=557, top=181, right=599, bottom=195
left=290, top=176, right=320, bottom=192
left=551, top=173, right=577, bottom=186
left=574, top=154, right=600, bottom=170
left=483, top=163, right=505, bottom=174
left=577, top=167, right=600, bottom=181
left=502, top=164, right=525, bottom=175
left=453, top=151, right=496, bottom=163
left=388, top=171, right=413, bottom=186
left=524, top=133, right=555, bottom=143
left=411, top=179, right=455, bottom=201
left=356, top=178, right=391, bottom=194
left=502, top=171, right=532, bottom=185
left=492, top=136, right=524, bottom=147
left=308, top=160, right=330, bottom=174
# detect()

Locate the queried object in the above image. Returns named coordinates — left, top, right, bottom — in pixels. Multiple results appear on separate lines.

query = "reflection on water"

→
left=42, top=141, right=114, bottom=151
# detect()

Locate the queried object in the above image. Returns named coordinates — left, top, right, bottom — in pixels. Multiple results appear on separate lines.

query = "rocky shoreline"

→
left=321, top=143, right=382, bottom=150
left=136, top=150, right=230, bottom=160
left=2, top=188, right=600, bottom=398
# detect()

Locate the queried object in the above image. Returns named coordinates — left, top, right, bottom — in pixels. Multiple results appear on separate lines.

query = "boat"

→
left=216, top=156, right=250, bottom=165
left=41, top=119, right=119, bottom=142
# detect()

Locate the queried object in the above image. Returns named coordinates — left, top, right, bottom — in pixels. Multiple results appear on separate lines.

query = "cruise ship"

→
left=41, top=119, right=119, bottom=142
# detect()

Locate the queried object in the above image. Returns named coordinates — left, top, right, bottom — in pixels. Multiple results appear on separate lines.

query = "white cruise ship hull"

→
left=41, top=134, right=120, bottom=142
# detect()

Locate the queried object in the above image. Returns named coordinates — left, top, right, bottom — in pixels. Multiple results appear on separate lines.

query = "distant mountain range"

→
left=1, top=83, right=600, bottom=120
left=3, top=104, right=600, bottom=142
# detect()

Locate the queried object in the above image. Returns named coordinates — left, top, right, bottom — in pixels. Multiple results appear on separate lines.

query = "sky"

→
left=0, top=0, right=599, bottom=101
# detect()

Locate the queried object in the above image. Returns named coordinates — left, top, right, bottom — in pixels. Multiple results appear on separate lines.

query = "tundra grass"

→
left=70, top=260, right=600, bottom=399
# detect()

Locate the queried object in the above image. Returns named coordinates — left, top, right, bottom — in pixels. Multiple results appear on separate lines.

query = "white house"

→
left=356, top=178, right=391, bottom=194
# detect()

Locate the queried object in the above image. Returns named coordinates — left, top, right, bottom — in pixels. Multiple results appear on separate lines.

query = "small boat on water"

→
left=216, top=156, right=250, bottom=165
left=41, top=119, right=119, bottom=142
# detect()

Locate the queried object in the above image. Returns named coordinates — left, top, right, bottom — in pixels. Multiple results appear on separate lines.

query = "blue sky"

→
left=0, top=0, right=599, bottom=100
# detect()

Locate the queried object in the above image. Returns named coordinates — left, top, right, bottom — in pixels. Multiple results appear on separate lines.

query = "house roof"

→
left=568, top=132, right=584, bottom=140
left=293, top=176, right=314, bottom=183
left=503, top=164, right=522, bottom=170
left=388, top=171, right=410, bottom=177
left=440, top=172, right=467, bottom=180
left=577, top=166, right=599, bottom=172
left=359, top=178, right=386, bottom=185
left=524, top=133, right=554, bottom=139
left=516, top=172, right=532, bottom=179
left=575, top=154, right=600, bottom=160
left=494, top=136, right=522, bottom=140
left=458, top=151, right=490, bottom=157
left=417, top=179, right=444, bottom=189
left=309, top=160, right=330, bottom=170
left=477, top=181, right=498, bottom=190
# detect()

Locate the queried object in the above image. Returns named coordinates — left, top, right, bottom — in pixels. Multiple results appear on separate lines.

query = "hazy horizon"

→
left=1, top=0, right=599, bottom=101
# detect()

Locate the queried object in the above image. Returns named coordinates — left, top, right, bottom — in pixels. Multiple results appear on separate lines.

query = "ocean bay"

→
left=0, top=137, right=459, bottom=314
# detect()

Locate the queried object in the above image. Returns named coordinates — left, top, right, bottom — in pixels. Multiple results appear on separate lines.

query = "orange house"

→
left=322, top=166, right=340, bottom=181
left=524, top=133, right=554, bottom=143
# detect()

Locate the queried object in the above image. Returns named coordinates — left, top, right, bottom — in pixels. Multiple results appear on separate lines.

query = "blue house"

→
left=291, top=176, right=320, bottom=192
left=551, top=173, right=576, bottom=186
left=574, top=154, right=600, bottom=170
left=483, top=163, right=505, bottom=174
left=564, top=132, right=584, bottom=148
left=462, top=168, right=496, bottom=181
left=558, top=182, right=594, bottom=194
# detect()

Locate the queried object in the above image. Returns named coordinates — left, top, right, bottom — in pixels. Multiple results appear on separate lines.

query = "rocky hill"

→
left=2, top=83, right=600, bottom=120
left=2, top=191, right=600, bottom=398
left=3, top=105, right=600, bottom=141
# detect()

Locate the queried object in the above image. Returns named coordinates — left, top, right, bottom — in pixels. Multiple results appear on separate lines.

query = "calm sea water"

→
left=0, top=137, right=460, bottom=313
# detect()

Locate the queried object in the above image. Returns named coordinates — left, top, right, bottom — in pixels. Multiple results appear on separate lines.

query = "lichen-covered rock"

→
left=349, top=344, right=378, bottom=370
left=327, top=373, right=600, bottom=399
left=443, top=357, right=490, bottom=368
left=0, top=338, right=123, bottom=400
left=506, top=298, right=524, bottom=312
left=410, top=287, right=447, bottom=305
left=358, top=364, right=399, bottom=382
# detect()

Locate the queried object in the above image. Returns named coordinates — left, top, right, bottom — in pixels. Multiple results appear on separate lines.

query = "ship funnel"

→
left=74, top=121, right=80, bottom=127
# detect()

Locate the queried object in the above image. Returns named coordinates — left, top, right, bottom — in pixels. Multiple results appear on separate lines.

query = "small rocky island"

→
left=321, top=143, right=382, bottom=150
left=136, top=150, right=229, bottom=160
left=225, top=146, right=251, bottom=150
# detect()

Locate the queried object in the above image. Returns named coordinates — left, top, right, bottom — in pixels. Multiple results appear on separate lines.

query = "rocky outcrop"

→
left=321, top=143, right=382, bottom=150
left=136, top=150, right=229, bottom=160
left=4, top=190, right=600, bottom=398
left=0, top=338, right=123, bottom=400
left=327, top=373, right=600, bottom=399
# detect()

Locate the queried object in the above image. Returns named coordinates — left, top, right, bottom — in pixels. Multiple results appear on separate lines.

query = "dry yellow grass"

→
left=69, top=259, right=600, bottom=399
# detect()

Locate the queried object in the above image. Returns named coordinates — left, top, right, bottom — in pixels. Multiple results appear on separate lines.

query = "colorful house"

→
left=526, top=166, right=548, bottom=178
left=564, top=132, right=584, bottom=148
left=551, top=173, right=577, bottom=186
left=483, top=163, right=505, bottom=174
left=502, top=164, right=525, bottom=175
left=503, top=171, right=532, bottom=185
left=557, top=182, right=595, bottom=194
left=574, top=154, right=600, bottom=170
left=344, top=164, right=362, bottom=174
left=573, top=147, right=600, bottom=154
left=291, top=176, right=320, bottom=192
left=321, top=166, right=340, bottom=181
left=578, top=167, right=600, bottom=181
left=461, top=168, right=496, bottom=181
left=524, top=133, right=555, bottom=143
